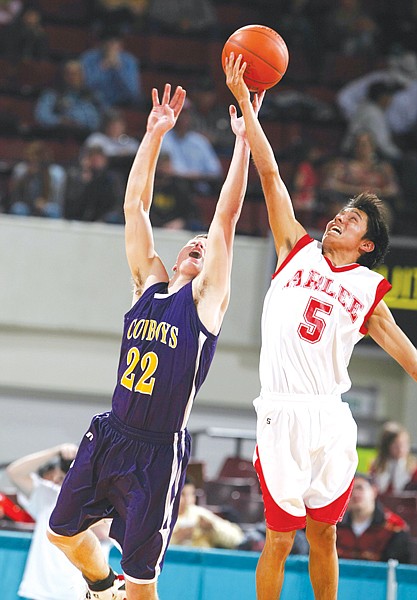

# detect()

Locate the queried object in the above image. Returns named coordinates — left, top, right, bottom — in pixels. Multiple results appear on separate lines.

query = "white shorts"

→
left=253, top=393, right=358, bottom=528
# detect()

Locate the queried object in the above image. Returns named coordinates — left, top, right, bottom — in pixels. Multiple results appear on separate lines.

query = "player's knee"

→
left=47, top=528, right=77, bottom=550
left=47, top=529, right=62, bottom=547
left=306, top=521, right=336, bottom=550
left=265, top=528, right=296, bottom=559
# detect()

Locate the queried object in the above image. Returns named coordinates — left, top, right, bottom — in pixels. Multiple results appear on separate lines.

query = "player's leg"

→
left=47, top=528, right=110, bottom=583
left=305, top=516, right=338, bottom=600
left=256, top=527, right=296, bottom=600
left=125, top=579, right=158, bottom=600
left=254, top=443, right=306, bottom=600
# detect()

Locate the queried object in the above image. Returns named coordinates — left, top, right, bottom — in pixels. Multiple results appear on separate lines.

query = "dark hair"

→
left=354, top=472, right=375, bottom=486
left=344, top=193, right=389, bottom=268
left=59, top=454, right=74, bottom=474
left=373, top=421, right=409, bottom=472
left=368, top=82, right=402, bottom=102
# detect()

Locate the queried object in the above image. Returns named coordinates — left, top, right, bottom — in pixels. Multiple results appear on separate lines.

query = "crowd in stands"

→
left=2, top=420, right=417, bottom=569
left=0, top=1, right=416, bottom=236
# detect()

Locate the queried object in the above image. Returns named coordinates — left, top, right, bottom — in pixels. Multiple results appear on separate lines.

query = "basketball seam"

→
left=227, top=40, right=286, bottom=78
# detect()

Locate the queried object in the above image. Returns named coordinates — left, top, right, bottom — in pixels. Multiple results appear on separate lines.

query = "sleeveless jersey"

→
left=111, top=281, right=218, bottom=432
left=259, top=234, right=392, bottom=396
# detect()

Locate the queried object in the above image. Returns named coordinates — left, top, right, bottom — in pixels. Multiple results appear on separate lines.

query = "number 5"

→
left=298, top=297, right=333, bottom=344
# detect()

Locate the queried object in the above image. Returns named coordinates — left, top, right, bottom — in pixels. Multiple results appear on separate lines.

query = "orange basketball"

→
left=222, top=24, right=289, bottom=92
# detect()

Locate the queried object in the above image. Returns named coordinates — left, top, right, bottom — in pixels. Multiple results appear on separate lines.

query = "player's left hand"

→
left=147, top=83, right=187, bottom=135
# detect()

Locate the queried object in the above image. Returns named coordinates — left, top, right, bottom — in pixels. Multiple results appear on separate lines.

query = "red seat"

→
left=321, top=53, right=373, bottom=87
left=204, top=479, right=255, bottom=506
left=36, top=0, right=89, bottom=23
left=148, top=35, right=208, bottom=71
left=380, top=492, right=417, bottom=537
left=44, top=24, right=93, bottom=59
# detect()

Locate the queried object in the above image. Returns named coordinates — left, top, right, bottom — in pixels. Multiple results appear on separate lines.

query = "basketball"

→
left=222, top=24, right=289, bottom=92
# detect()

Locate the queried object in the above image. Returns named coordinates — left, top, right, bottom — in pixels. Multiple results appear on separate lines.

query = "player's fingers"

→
left=172, top=87, right=186, bottom=115
left=162, top=83, right=171, bottom=105
left=229, top=104, right=237, bottom=117
left=152, top=87, right=160, bottom=106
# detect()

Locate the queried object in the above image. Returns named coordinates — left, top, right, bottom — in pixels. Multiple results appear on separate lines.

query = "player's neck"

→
left=323, top=248, right=360, bottom=267
left=168, top=272, right=194, bottom=294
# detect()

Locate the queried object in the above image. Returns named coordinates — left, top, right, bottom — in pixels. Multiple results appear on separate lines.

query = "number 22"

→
left=298, top=297, right=333, bottom=344
left=121, top=347, right=158, bottom=394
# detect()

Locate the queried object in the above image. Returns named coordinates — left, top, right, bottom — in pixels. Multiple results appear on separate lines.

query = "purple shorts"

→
left=49, top=411, right=191, bottom=581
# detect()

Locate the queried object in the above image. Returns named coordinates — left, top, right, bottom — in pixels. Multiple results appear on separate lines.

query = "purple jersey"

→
left=111, top=281, right=218, bottom=432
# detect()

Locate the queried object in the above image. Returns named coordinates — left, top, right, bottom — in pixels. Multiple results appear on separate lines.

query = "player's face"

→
left=174, top=237, right=207, bottom=277
left=322, top=208, right=372, bottom=256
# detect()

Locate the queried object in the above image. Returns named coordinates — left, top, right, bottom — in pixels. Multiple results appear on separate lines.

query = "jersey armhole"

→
left=272, top=234, right=315, bottom=279
left=359, top=278, right=392, bottom=335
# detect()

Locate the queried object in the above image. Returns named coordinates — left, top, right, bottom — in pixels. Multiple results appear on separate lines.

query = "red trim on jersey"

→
left=272, top=234, right=314, bottom=280
left=359, top=277, right=392, bottom=335
left=254, top=447, right=355, bottom=529
left=306, top=479, right=354, bottom=524
left=254, top=447, right=306, bottom=531
left=323, top=256, right=360, bottom=272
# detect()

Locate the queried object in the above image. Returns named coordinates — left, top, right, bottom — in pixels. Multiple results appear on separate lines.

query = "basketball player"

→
left=47, top=82, right=263, bottom=600
left=225, top=53, right=417, bottom=600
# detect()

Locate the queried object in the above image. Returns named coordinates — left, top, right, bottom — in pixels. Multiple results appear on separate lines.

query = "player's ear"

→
left=359, top=239, right=375, bottom=254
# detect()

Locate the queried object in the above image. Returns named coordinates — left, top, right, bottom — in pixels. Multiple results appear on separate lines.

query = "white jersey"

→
left=18, top=475, right=85, bottom=600
left=259, top=235, right=391, bottom=397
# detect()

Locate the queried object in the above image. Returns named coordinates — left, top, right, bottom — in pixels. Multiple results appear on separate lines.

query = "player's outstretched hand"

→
left=147, top=83, right=187, bottom=135
left=229, top=87, right=264, bottom=138
left=225, top=52, right=252, bottom=107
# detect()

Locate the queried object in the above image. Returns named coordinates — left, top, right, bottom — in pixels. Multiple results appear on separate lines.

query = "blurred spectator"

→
left=369, top=422, right=417, bottom=495
left=0, top=0, right=22, bottom=54
left=170, top=478, right=244, bottom=549
left=342, top=81, right=404, bottom=161
left=83, top=109, right=139, bottom=158
left=64, top=145, right=124, bottom=222
left=337, top=50, right=417, bottom=121
left=277, top=0, right=322, bottom=70
left=323, top=0, right=380, bottom=57
left=5, top=6, right=48, bottom=61
left=189, top=77, right=235, bottom=156
left=6, top=444, right=86, bottom=600
left=290, top=141, right=322, bottom=228
left=93, top=0, right=149, bottom=34
left=8, top=141, right=66, bottom=218
left=321, top=131, right=400, bottom=229
left=387, top=80, right=417, bottom=150
left=80, top=29, right=141, bottom=108
left=161, top=99, right=223, bottom=193
left=150, top=152, right=202, bottom=230
left=0, top=0, right=21, bottom=25
left=34, top=60, right=102, bottom=136
left=336, top=473, right=411, bottom=563
left=148, top=0, right=217, bottom=37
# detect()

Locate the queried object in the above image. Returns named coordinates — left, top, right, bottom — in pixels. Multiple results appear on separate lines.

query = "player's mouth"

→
left=189, top=250, right=202, bottom=259
left=328, top=225, right=342, bottom=235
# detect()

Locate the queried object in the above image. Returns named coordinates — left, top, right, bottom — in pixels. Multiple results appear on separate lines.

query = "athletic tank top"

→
left=111, top=281, right=218, bottom=432
left=259, top=235, right=391, bottom=396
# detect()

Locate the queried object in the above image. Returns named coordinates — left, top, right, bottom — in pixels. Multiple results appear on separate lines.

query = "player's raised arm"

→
left=225, top=53, right=306, bottom=266
left=124, top=84, right=186, bottom=297
left=367, top=300, right=417, bottom=381
left=193, top=93, right=262, bottom=335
